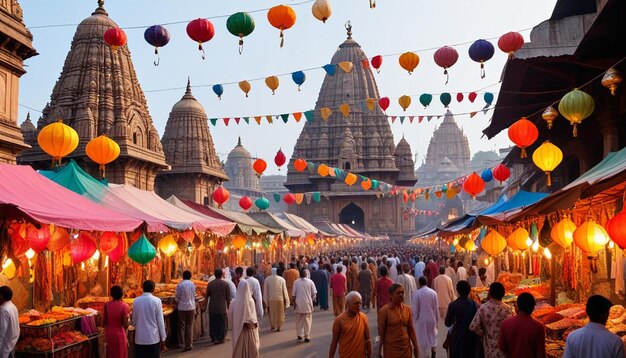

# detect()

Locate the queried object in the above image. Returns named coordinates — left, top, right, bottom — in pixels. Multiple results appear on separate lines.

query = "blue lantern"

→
left=144, top=25, right=170, bottom=66
left=484, top=92, right=494, bottom=106
left=468, top=39, right=495, bottom=78
left=322, top=64, right=336, bottom=76
left=481, top=168, right=493, bottom=182
left=291, top=71, right=306, bottom=91
left=212, top=84, right=224, bottom=100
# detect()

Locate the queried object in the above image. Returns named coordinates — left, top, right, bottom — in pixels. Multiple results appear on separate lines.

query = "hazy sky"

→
left=19, top=0, right=557, bottom=175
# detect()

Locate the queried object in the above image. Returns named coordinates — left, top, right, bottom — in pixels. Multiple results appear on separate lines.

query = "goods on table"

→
left=16, top=330, right=88, bottom=352
left=546, top=339, right=565, bottom=357
left=170, top=278, right=208, bottom=297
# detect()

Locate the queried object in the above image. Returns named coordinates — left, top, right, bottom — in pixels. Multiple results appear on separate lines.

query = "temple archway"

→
left=339, top=202, right=365, bottom=232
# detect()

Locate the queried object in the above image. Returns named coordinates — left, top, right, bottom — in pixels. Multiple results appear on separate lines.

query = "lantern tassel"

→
left=279, top=30, right=284, bottom=48
left=573, top=124, right=578, bottom=137
left=480, top=63, right=486, bottom=79
left=239, top=38, right=244, bottom=55
left=99, top=164, right=106, bottom=179
left=444, top=69, right=449, bottom=85
left=520, top=148, right=527, bottom=159
left=198, top=43, right=205, bottom=60
left=153, top=47, right=160, bottom=66
left=546, top=172, right=552, bottom=187
left=298, top=85, right=301, bottom=92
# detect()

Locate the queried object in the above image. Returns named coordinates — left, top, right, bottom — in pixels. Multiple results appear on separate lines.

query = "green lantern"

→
left=128, top=233, right=157, bottom=265
left=371, top=180, right=379, bottom=190
left=440, top=92, right=452, bottom=107
left=419, top=93, right=432, bottom=108
left=558, top=88, right=594, bottom=137
left=255, top=197, right=270, bottom=210
left=226, top=12, right=255, bottom=54
left=273, top=193, right=281, bottom=203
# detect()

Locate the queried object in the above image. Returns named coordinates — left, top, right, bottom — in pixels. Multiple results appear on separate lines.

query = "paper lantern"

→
left=253, top=159, right=267, bottom=177
left=371, top=55, right=383, bottom=73
left=128, top=233, right=157, bottom=265
left=344, top=172, right=357, bottom=186
left=481, top=230, right=507, bottom=256
left=37, top=119, right=79, bottom=165
left=507, top=117, right=538, bottom=158
left=109, top=232, right=128, bottom=263
left=465, top=240, right=477, bottom=252
left=98, top=232, right=119, bottom=255
left=361, top=180, right=372, bottom=191
left=103, top=27, right=127, bottom=51
left=542, top=106, right=558, bottom=129
left=320, top=107, right=332, bottom=121
left=398, top=95, right=411, bottom=111
left=212, top=186, right=230, bottom=208
left=378, top=97, right=390, bottom=112
left=27, top=224, right=51, bottom=253
left=492, top=164, right=510, bottom=183
left=550, top=217, right=576, bottom=248
left=497, top=32, right=524, bottom=58
left=339, top=103, right=350, bottom=118
left=419, top=94, right=433, bottom=108
left=317, top=164, right=330, bottom=177
left=292, top=71, right=306, bottom=91
left=462, top=172, right=485, bottom=198
left=440, top=93, right=452, bottom=108
left=267, top=5, right=297, bottom=47
left=510, top=227, right=530, bottom=250
left=212, top=84, right=224, bottom=100
left=558, top=89, right=595, bottom=137
left=307, top=235, right=315, bottom=245
left=186, top=18, right=215, bottom=59
left=71, top=232, right=97, bottom=264
left=86, top=134, right=120, bottom=178
left=2, top=259, right=16, bottom=279
left=601, top=68, right=622, bottom=96
left=311, top=0, right=332, bottom=23
left=226, top=12, right=255, bottom=53
left=573, top=218, right=609, bottom=257
left=399, top=52, right=420, bottom=74
left=232, top=236, right=246, bottom=250
left=265, top=76, right=279, bottom=95
left=294, top=159, right=307, bottom=172
left=606, top=211, right=626, bottom=250
left=480, top=168, right=493, bottom=183
left=283, top=193, right=296, bottom=205
left=144, top=25, right=170, bottom=66
left=239, top=196, right=253, bottom=212
left=239, top=81, right=251, bottom=97
left=274, top=149, right=286, bottom=170
left=433, top=46, right=458, bottom=83
left=180, top=230, right=195, bottom=243
left=255, top=197, right=270, bottom=210
left=506, top=231, right=520, bottom=251
left=9, top=222, right=29, bottom=256
left=532, top=141, right=563, bottom=187
left=158, top=235, right=179, bottom=257
left=47, top=225, right=70, bottom=252
left=468, top=39, right=495, bottom=78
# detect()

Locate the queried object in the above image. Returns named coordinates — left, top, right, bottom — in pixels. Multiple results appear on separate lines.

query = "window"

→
left=344, top=161, right=351, bottom=170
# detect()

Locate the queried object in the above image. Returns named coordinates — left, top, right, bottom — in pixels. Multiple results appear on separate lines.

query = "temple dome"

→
left=224, top=138, right=261, bottom=193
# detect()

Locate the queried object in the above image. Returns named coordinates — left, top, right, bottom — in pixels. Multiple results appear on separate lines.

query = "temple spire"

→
left=93, top=0, right=107, bottom=15
left=345, top=20, right=352, bottom=39
left=237, top=136, right=242, bottom=146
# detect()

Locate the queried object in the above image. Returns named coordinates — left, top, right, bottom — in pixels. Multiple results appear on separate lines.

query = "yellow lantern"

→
left=465, top=240, right=477, bottom=252
left=86, top=134, right=120, bottom=178
left=532, top=141, right=563, bottom=187
left=344, top=172, right=357, bottom=186
left=37, top=119, right=79, bottom=165
left=158, top=234, right=178, bottom=257
left=239, top=80, right=251, bottom=97
left=481, top=230, right=507, bottom=256
left=510, top=227, right=530, bottom=250
left=306, top=234, right=315, bottom=245
left=558, top=88, right=594, bottom=137
left=551, top=216, right=576, bottom=248
left=573, top=218, right=609, bottom=257
left=311, top=0, right=332, bottom=23
left=265, top=76, right=279, bottom=95
left=338, top=61, right=353, bottom=73
left=233, top=235, right=246, bottom=250
left=399, top=52, right=420, bottom=74
left=398, top=95, right=411, bottom=111
left=2, top=258, right=16, bottom=279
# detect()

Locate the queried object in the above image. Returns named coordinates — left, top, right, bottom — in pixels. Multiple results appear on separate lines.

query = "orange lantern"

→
left=361, top=180, right=372, bottom=191
left=462, top=172, right=485, bottom=198
left=239, top=80, right=251, bottom=97
left=398, top=95, right=411, bottom=111
left=306, top=234, right=315, bottom=245
left=294, top=159, right=307, bottom=172
left=573, top=218, right=609, bottom=257
left=510, top=227, right=530, bottom=250
left=86, top=134, right=120, bottom=178
left=37, top=119, right=79, bottom=166
left=506, top=232, right=520, bottom=251
left=344, top=172, right=357, bottom=186
left=253, top=158, right=267, bottom=177
left=267, top=5, right=297, bottom=47
left=180, top=230, right=195, bottom=242
left=233, top=235, right=246, bottom=250
left=551, top=216, right=576, bottom=248
left=481, top=230, right=507, bottom=256
left=507, top=117, right=538, bottom=158
left=317, top=164, right=330, bottom=177
left=265, top=75, right=279, bottom=95
left=399, top=52, right=420, bottom=74
left=158, top=235, right=179, bottom=257
left=8, top=222, right=29, bottom=256
left=99, top=232, right=119, bottom=255
left=47, top=225, right=70, bottom=252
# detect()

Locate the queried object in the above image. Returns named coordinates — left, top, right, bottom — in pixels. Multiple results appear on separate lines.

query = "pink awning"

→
left=0, top=164, right=142, bottom=231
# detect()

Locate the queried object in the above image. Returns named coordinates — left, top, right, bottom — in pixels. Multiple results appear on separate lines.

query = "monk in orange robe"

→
left=329, top=291, right=372, bottom=358
left=284, top=263, right=299, bottom=304
left=378, top=284, right=419, bottom=358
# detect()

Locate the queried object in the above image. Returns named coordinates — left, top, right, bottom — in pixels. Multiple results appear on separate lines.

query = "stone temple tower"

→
left=155, top=80, right=228, bottom=204
left=19, top=1, right=167, bottom=190
left=285, top=26, right=417, bottom=239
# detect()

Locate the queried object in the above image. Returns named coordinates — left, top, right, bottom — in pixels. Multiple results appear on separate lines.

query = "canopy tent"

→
left=247, top=212, right=306, bottom=237
left=275, top=212, right=332, bottom=237
left=0, top=164, right=142, bottom=231
left=40, top=160, right=234, bottom=233
left=182, top=200, right=282, bottom=235
left=163, top=196, right=236, bottom=236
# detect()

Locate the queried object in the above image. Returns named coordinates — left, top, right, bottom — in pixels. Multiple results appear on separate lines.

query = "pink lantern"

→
left=71, top=232, right=97, bottom=264
left=433, top=46, right=459, bottom=84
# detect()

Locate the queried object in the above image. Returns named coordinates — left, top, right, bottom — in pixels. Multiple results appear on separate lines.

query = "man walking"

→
left=204, top=268, right=231, bottom=344
left=310, top=266, right=329, bottom=311
left=330, top=266, right=347, bottom=317
left=292, top=269, right=317, bottom=343
left=245, top=266, right=264, bottom=320
left=411, top=276, right=438, bottom=358
left=263, top=267, right=290, bottom=331
left=376, top=266, right=394, bottom=311
left=396, top=263, right=416, bottom=306
left=433, top=266, right=454, bottom=319
left=0, top=286, right=19, bottom=358
left=284, top=263, right=299, bottom=304
left=132, top=280, right=166, bottom=356
left=499, top=293, right=545, bottom=358
left=358, top=262, right=375, bottom=312
left=174, top=271, right=196, bottom=352
left=469, top=282, right=513, bottom=358
left=328, top=291, right=372, bottom=358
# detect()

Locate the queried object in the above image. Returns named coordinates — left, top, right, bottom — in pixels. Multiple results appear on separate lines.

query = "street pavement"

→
left=164, top=304, right=449, bottom=357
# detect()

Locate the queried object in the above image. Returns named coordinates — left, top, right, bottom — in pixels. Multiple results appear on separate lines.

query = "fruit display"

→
left=16, top=330, right=88, bottom=352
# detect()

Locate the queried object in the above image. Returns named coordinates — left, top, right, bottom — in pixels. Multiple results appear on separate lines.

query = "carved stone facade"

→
left=286, top=31, right=417, bottom=239
left=223, top=137, right=262, bottom=198
left=18, top=2, right=167, bottom=190
left=0, top=0, right=37, bottom=163
left=155, top=81, right=228, bottom=203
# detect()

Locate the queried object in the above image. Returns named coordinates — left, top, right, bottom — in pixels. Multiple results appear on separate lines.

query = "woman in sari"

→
left=103, top=285, right=130, bottom=358
left=377, top=283, right=419, bottom=358
left=229, top=279, right=260, bottom=358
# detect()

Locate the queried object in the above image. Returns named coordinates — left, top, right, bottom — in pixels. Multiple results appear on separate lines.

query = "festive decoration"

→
left=320, top=107, right=332, bottom=121
left=462, top=172, right=485, bottom=198
left=339, top=103, right=350, bottom=118
left=606, top=210, right=626, bottom=249
left=322, top=64, right=336, bottom=76
left=99, top=232, right=119, bottom=255
left=294, top=158, right=307, bottom=172
left=484, top=92, right=494, bottom=106
left=440, top=93, right=452, bottom=107
left=37, top=119, right=79, bottom=166
left=399, top=52, right=420, bottom=74
left=338, top=61, right=353, bottom=73
left=158, top=235, right=178, bottom=257
left=511, top=227, right=530, bottom=250
left=497, top=32, right=524, bottom=58
left=267, top=5, right=297, bottom=47
left=265, top=76, right=279, bottom=95
left=186, top=18, right=215, bottom=59
left=109, top=233, right=128, bottom=263
left=253, top=158, right=267, bottom=177
left=542, top=106, right=558, bottom=129
left=371, top=55, right=383, bottom=73
left=532, top=141, right=563, bottom=187
left=255, top=197, right=270, bottom=210
left=361, top=179, right=372, bottom=190
left=480, top=168, right=493, bottom=183
left=226, top=12, right=255, bottom=54
left=211, top=186, right=230, bottom=208
left=292, top=71, right=306, bottom=91
left=506, top=231, right=520, bottom=251
left=232, top=235, right=246, bottom=250
left=573, top=218, right=609, bottom=257
left=492, top=164, right=510, bottom=183
left=433, top=46, right=458, bottom=84
left=47, top=225, right=70, bottom=252
left=601, top=68, right=622, bottom=95
left=419, top=94, right=433, bottom=108
left=85, top=134, right=120, bottom=178
left=558, top=89, right=595, bottom=137
left=398, top=95, right=411, bottom=111
left=378, top=97, right=390, bottom=112
left=468, top=39, right=495, bottom=78
left=283, top=193, right=296, bottom=205
left=311, top=0, right=332, bottom=23
left=212, top=84, right=224, bottom=99
left=27, top=224, right=51, bottom=253
left=507, top=117, right=538, bottom=158
left=103, top=28, right=127, bottom=51
left=551, top=216, right=576, bottom=248
left=274, top=149, right=286, bottom=170
left=239, top=81, right=251, bottom=97
left=128, top=233, right=157, bottom=265
left=344, top=172, right=357, bottom=186
left=481, top=230, right=507, bottom=256
left=70, top=232, right=97, bottom=264
left=239, top=196, right=253, bottom=212
left=317, top=164, right=330, bottom=177
left=144, top=25, right=170, bottom=66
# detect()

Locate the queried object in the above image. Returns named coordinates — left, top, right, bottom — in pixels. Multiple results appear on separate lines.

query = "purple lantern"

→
left=144, top=25, right=171, bottom=66
left=468, top=39, right=495, bottom=78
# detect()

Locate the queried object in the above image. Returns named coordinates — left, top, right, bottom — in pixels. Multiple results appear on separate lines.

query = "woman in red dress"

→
left=104, top=285, right=130, bottom=358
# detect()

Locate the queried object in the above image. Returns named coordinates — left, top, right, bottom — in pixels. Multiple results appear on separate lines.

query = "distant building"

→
left=223, top=137, right=262, bottom=198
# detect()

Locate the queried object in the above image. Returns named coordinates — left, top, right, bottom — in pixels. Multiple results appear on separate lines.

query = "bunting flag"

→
left=273, top=193, right=281, bottom=203
left=409, top=116, right=415, bottom=123
left=320, top=107, right=332, bottom=121
left=234, top=117, right=240, bottom=124
left=391, top=116, right=396, bottom=123
left=469, top=111, right=478, bottom=118
left=339, top=103, right=350, bottom=118
left=338, top=61, right=353, bottom=73
left=280, top=114, right=289, bottom=123
left=266, top=115, right=273, bottom=124
left=293, top=112, right=302, bottom=122
left=223, top=117, right=230, bottom=126
left=418, top=116, right=424, bottom=123
left=243, top=117, right=249, bottom=124
left=366, top=98, right=376, bottom=111
left=304, top=110, right=314, bottom=122
left=322, top=64, right=336, bottom=76
left=210, top=118, right=218, bottom=126
left=254, top=116, right=262, bottom=125
left=295, top=193, right=304, bottom=205
left=361, top=59, right=370, bottom=69
left=399, top=116, right=405, bottom=124
left=305, top=193, right=312, bottom=204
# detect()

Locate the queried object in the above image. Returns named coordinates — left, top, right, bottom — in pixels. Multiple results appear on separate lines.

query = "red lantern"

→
left=378, top=97, right=390, bottom=112
left=109, top=232, right=128, bottom=263
left=8, top=222, right=29, bottom=256
left=212, top=186, right=230, bottom=208
left=498, top=32, right=524, bottom=58
left=283, top=193, right=296, bottom=205
left=186, top=18, right=215, bottom=59
left=71, top=232, right=97, bottom=264
left=27, top=224, right=51, bottom=253
left=180, top=230, right=195, bottom=242
left=104, top=28, right=127, bottom=51
left=253, top=159, right=267, bottom=177
left=47, top=225, right=70, bottom=252
left=462, top=172, right=485, bottom=198
left=275, top=149, right=286, bottom=170
left=239, top=196, right=253, bottom=212
left=99, top=232, right=119, bottom=255
left=402, top=191, right=409, bottom=202
left=492, top=164, right=510, bottom=183
left=216, top=238, right=225, bottom=251
left=433, top=46, right=459, bottom=84
left=508, top=117, right=538, bottom=158
left=607, top=211, right=626, bottom=249
left=294, top=158, right=307, bottom=172
left=371, top=55, right=383, bottom=73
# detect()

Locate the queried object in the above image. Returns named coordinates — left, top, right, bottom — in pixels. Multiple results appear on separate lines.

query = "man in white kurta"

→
left=396, top=263, right=416, bottom=306
left=411, top=277, right=439, bottom=358
left=0, top=286, right=19, bottom=358
left=433, top=265, right=455, bottom=319
left=263, top=268, right=290, bottom=331
left=292, top=270, right=317, bottom=342
left=245, top=267, right=264, bottom=320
